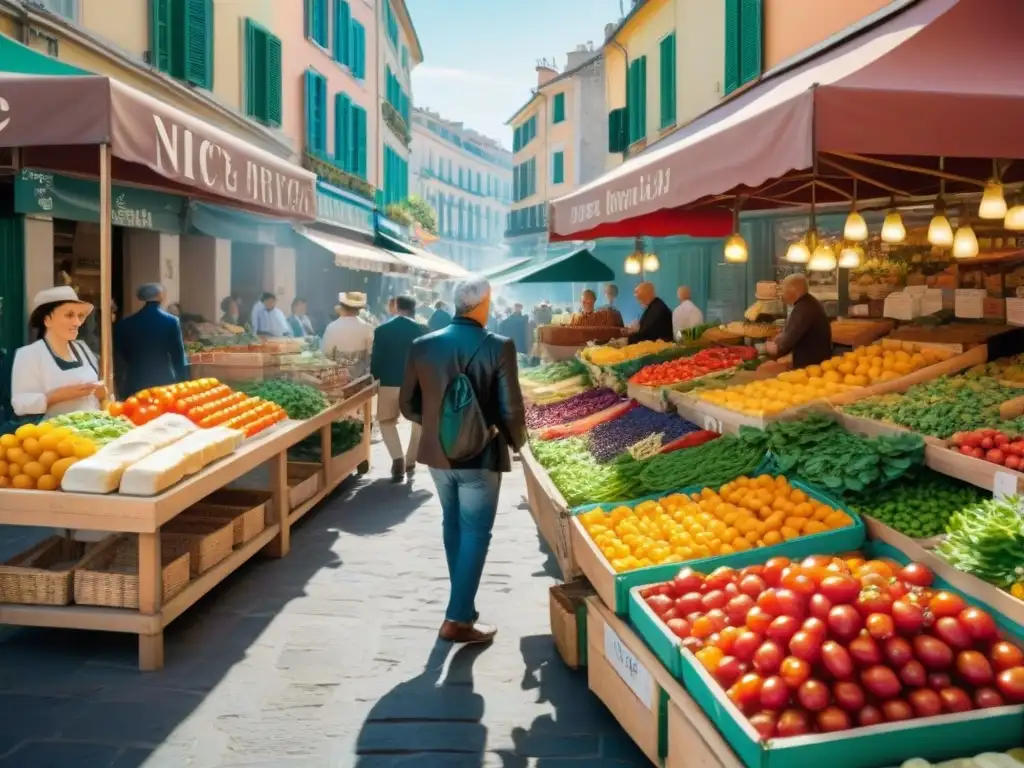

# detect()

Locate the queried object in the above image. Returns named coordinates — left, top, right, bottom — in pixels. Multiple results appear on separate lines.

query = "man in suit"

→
left=400, top=275, right=526, bottom=644
left=623, top=281, right=674, bottom=343
left=371, top=295, right=428, bottom=481
left=428, top=300, right=453, bottom=332
left=114, top=283, right=188, bottom=399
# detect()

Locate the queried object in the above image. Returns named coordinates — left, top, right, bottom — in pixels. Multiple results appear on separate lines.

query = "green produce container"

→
left=650, top=539, right=1024, bottom=768
left=572, top=474, right=866, bottom=615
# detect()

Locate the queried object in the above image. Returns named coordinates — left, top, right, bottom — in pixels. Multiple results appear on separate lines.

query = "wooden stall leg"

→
left=360, top=399, right=373, bottom=473
left=320, top=422, right=333, bottom=488
left=266, top=450, right=291, bottom=558
left=137, top=531, right=164, bottom=671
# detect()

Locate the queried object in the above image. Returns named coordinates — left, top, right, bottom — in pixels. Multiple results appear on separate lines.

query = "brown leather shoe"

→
left=438, top=620, right=497, bottom=644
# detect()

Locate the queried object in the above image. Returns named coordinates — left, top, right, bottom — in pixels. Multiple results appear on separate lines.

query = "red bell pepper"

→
left=659, top=430, right=720, bottom=454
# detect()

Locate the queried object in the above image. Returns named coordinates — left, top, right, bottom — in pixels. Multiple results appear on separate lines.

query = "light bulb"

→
left=808, top=243, right=837, bottom=272
left=881, top=210, right=906, bottom=243
left=642, top=252, right=660, bottom=272
left=927, top=212, right=954, bottom=247
left=724, top=234, right=748, bottom=263
left=844, top=210, right=868, bottom=242
left=1006, top=200, right=1024, bottom=231
left=952, top=224, right=979, bottom=259
left=838, top=244, right=863, bottom=269
left=624, top=254, right=642, bottom=275
left=785, top=240, right=810, bottom=264
left=979, top=179, right=1007, bottom=219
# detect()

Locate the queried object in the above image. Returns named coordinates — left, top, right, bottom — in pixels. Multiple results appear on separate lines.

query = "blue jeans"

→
left=429, top=468, right=503, bottom=624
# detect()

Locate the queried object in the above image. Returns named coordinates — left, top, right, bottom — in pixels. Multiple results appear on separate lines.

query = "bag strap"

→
left=73, top=341, right=99, bottom=377
left=459, top=332, right=490, bottom=377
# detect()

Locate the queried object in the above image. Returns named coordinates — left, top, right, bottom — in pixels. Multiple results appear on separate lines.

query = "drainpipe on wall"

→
left=609, top=39, right=629, bottom=162
left=375, top=0, right=384, bottom=206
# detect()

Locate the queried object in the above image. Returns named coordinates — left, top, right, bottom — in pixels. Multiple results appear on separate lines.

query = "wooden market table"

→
left=0, top=376, right=377, bottom=671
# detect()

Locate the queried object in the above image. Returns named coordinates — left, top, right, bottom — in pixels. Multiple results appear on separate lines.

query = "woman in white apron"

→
left=11, top=286, right=106, bottom=421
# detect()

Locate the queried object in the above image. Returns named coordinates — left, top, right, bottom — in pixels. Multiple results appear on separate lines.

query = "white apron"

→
left=10, top=339, right=101, bottom=420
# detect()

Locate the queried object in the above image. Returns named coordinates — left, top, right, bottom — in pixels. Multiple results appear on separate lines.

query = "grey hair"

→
left=136, top=283, right=165, bottom=302
left=453, top=274, right=491, bottom=314
left=782, top=273, right=809, bottom=292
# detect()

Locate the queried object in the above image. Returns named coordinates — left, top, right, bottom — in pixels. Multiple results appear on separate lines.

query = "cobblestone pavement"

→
left=0, top=429, right=650, bottom=768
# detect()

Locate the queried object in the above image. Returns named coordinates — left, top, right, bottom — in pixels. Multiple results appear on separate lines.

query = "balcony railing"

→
left=302, top=153, right=376, bottom=202
left=382, top=102, right=412, bottom=148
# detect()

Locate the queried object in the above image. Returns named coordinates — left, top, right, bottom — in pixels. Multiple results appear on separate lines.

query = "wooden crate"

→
left=161, top=518, right=234, bottom=576
left=0, top=536, right=88, bottom=606
left=519, top=446, right=578, bottom=579
left=549, top=580, right=595, bottom=669
left=73, top=535, right=190, bottom=609
left=665, top=684, right=745, bottom=768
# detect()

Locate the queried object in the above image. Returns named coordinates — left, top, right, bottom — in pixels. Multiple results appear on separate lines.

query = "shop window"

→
left=724, top=0, right=762, bottom=95
left=305, top=0, right=329, bottom=48
left=150, top=0, right=213, bottom=89
left=244, top=19, right=282, bottom=128
left=304, top=69, right=328, bottom=156
left=659, top=32, right=677, bottom=129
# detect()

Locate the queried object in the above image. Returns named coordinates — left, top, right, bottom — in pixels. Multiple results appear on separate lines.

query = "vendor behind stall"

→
left=571, top=289, right=624, bottom=328
left=622, top=282, right=673, bottom=343
left=765, top=273, right=833, bottom=368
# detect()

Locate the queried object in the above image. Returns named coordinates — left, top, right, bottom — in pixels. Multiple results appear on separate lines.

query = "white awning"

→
left=295, top=227, right=403, bottom=274
left=377, top=232, right=469, bottom=278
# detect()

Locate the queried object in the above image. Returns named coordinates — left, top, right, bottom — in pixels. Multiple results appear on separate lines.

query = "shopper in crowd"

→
left=371, top=295, right=427, bottom=481
left=220, top=296, right=240, bottom=326
left=672, top=285, right=704, bottom=339
left=624, top=281, right=674, bottom=343
left=113, top=283, right=188, bottom=399
left=8, top=286, right=105, bottom=424
left=287, top=298, right=315, bottom=338
left=572, top=289, right=625, bottom=328
left=428, top=299, right=453, bottom=332
left=322, top=292, right=374, bottom=377
left=400, top=275, right=526, bottom=644
left=499, top=302, right=529, bottom=354
left=766, top=273, right=833, bottom=369
left=602, top=283, right=624, bottom=325
left=250, top=292, right=291, bottom=337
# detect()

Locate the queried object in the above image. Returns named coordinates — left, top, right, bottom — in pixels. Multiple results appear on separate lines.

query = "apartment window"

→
left=150, top=0, right=213, bottom=88
left=552, top=92, right=566, bottom=124
left=305, top=0, right=329, bottom=48
left=659, top=32, right=677, bottom=129
left=304, top=69, right=328, bottom=156
left=724, top=0, right=763, bottom=94
left=350, top=21, right=366, bottom=79
left=627, top=55, right=647, bottom=144
left=244, top=19, right=283, bottom=128
left=38, top=0, right=76, bottom=21
left=552, top=151, right=565, bottom=185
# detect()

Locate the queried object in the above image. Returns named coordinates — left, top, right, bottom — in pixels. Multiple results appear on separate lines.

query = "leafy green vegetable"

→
left=238, top=380, right=329, bottom=420
left=521, top=358, right=589, bottom=384
left=288, top=419, right=364, bottom=461
left=44, top=411, right=134, bottom=445
left=935, top=496, right=1024, bottom=588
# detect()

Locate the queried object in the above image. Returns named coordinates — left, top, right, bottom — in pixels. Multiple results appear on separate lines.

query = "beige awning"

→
left=378, top=234, right=469, bottom=279
left=295, top=227, right=403, bottom=274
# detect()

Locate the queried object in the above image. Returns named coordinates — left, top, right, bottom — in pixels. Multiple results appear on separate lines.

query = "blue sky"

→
left=407, top=0, right=624, bottom=150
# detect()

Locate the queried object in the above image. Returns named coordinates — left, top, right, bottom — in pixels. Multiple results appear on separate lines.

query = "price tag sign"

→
left=628, top=433, right=663, bottom=461
left=603, top=624, right=654, bottom=708
left=703, top=415, right=724, bottom=433
left=993, top=470, right=1019, bottom=501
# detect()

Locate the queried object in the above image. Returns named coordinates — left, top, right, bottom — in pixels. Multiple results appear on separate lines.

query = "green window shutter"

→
left=244, top=19, right=263, bottom=121
left=659, top=33, right=676, bottom=129
left=173, top=0, right=212, bottom=88
left=150, top=0, right=172, bottom=72
left=333, top=0, right=350, bottom=66
left=552, top=151, right=564, bottom=184
left=739, top=0, right=763, bottom=86
left=266, top=34, right=282, bottom=126
left=724, top=0, right=741, bottom=94
left=335, top=93, right=351, bottom=170
left=350, top=21, right=365, bottom=79
left=608, top=107, right=627, bottom=153
left=627, top=60, right=638, bottom=143
left=638, top=56, right=647, bottom=139
left=353, top=106, right=367, bottom=178
left=513, top=126, right=521, bottom=152
left=552, top=93, right=565, bottom=124
left=305, top=70, right=326, bottom=155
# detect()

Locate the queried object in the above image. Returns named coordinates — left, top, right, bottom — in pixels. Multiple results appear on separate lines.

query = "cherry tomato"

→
left=757, top=589, right=781, bottom=617
left=696, top=646, right=725, bottom=673
left=748, top=711, right=777, bottom=741
left=933, top=617, right=972, bottom=649
left=739, top=574, right=767, bottom=599
left=717, top=626, right=740, bottom=654
left=832, top=680, right=866, bottom=712
left=866, top=613, right=895, bottom=641
left=673, top=568, right=704, bottom=594
left=820, top=576, right=861, bottom=606
left=675, top=592, right=703, bottom=616
left=882, top=698, right=914, bottom=722
left=990, top=641, right=1024, bottom=672
left=898, top=563, right=935, bottom=587
left=929, top=591, right=967, bottom=619
left=681, top=636, right=704, bottom=654
left=107, top=401, right=125, bottom=418
left=808, top=594, right=832, bottom=621
left=733, top=630, right=763, bottom=662
left=956, top=650, right=995, bottom=686
left=891, top=596, right=926, bottom=635
left=781, top=571, right=816, bottom=598
left=914, top=635, right=953, bottom=670
left=938, top=686, right=974, bottom=713
left=705, top=609, right=728, bottom=633
left=958, top=607, right=998, bottom=642
left=776, top=708, right=811, bottom=738
left=796, top=679, right=830, bottom=712
left=908, top=688, right=942, bottom=718
left=779, top=656, right=811, bottom=689
left=766, top=615, right=801, bottom=646
left=705, top=567, right=738, bottom=591
left=726, top=595, right=756, bottom=626
left=788, top=631, right=821, bottom=664
left=702, top=590, right=728, bottom=611
left=996, top=666, right=1024, bottom=703
left=857, top=705, right=884, bottom=727
left=753, top=641, right=785, bottom=676
left=820, top=640, right=853, bottom=679
left=848, top=633, right=883, bottom=666
left=816, top=706, right=851, bottom=733
left=759, top=675, right=790, bottom=710
left=647, top=594, right=674, bottom=616
left=928, top=672, right=952, bottom=690
left=861, top=665, right=902, bottom=699
left=735, top=673, right=764, bottom=709
left=122, top=396, right=140, bottom=416
left=763, top=557, right=791, bottom=588
left=973, top=687, right=1005, bottom=709
left=855, top=587, right=893, bottom=617
left=745, top=606, right=774, bottom=635
left=883, top=637, right=914, bottom=667
left=827, top=605, right=863, bottom=641
left=899, top=660, right=927, bottom=688
left=715, top=656, right=746, bottom=687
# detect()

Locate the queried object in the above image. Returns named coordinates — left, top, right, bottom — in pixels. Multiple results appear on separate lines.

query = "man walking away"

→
left=371, top=295, right=427, bottom=481
left=322, top=292, right=374, bottom=378
left=114, top=283, right=188, bottom=399
left=428, top=300, right=453, bottom=332
left=499, top=303, right=529, bottom=354
left=400, top=275, right=527, bottom=644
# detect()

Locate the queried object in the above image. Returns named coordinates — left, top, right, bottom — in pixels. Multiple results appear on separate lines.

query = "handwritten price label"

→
left=603, top=624, right=654, bottom=708
left=993, top=470, right=1020, bottom=502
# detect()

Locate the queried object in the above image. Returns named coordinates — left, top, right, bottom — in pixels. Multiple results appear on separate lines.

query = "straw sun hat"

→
left=338, top=291, right=368, bottom=309
left=31, top=286, right=94, bottom=315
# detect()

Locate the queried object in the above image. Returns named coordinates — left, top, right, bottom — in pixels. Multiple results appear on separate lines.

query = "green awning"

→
left=492, top=247, right=611, bottom=285
left=0, top=33, right=91, bottom=76
left=480, top=257, right=533, bottom=280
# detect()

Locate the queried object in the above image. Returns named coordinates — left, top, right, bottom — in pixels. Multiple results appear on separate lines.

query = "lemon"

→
left=14, top=424, right=37, bottom=441
left=22, top=462, right=44, bottom=480
left=37, top=450, right=58, bottom=470
left=56, top=440, right=77, bottom=459
left=36, top=474, right=58, bottom=491
left=11, top=474, right=33, bottom=490
left=21, top=438, right=41, bottom=458
left=38, top=434, right=60, bottom=452
left=0, top=434, right=18, bottom=449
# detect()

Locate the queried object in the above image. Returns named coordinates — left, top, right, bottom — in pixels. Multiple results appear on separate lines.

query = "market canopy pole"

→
left=99, top=143, right=113, bottom=396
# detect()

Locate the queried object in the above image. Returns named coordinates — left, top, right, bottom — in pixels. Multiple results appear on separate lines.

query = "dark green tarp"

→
left=0, top=33, right=91, bottom=76
left=492, top=247, right=611, bottom=285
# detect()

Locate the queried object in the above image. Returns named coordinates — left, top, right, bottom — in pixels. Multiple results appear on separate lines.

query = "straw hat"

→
left=338, top=291, right=367, bottom=309
left=31, top=286, right=94, bottom=315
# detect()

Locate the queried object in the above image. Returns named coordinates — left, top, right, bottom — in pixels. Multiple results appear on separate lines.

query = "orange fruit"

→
left=50, top=457, right=77, bottom=483
left=11, top=474, right=33, bottom=489
left=21, top=438, right=41, bottom=458
left=35, top=474, right=58, bottom=491
left=37, top=451, right=59, bottom=471
left=56, top=440, right=76, bottom=458
left=21, top=462, right=44, bottom=480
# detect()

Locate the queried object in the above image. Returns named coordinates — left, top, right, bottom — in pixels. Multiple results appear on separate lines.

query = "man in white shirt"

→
left=672, top=286, right=704, bottom=339
left=250, top=292, right=291, bottom=337
left=322, top=291, right=374, bottom=378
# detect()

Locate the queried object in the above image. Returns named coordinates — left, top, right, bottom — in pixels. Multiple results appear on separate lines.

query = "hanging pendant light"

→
left=786, top=239, right=810, bottom=264
left=642, top=252, right=660, bottom=272
left=838, top=243, right=863, bottom=269
left=881, top=198, right=906, bottom=244
left=979, top=159, right=1007, bottom=219
left=808, top=241, right=837, bottom=272
left=844, top=180, right=868, bottom=242
left=927, top=200, right=953, bottom=247
left=1005, top=193, right=1024, bottom=231
left=624, top=236, right=643, bottom=275
left=952, top=207, right=979, bottom=260
left=723, top=200, right=748, bottom=263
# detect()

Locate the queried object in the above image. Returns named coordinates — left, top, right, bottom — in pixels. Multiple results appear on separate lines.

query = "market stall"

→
left=0, top=375, right=375, bottom=670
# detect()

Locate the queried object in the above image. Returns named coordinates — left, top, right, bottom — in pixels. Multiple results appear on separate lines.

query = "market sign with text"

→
left=316, top=182, right=374, bottom=233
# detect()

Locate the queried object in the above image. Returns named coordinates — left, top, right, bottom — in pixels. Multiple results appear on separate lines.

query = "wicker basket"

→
left=183, top=497, right=267, bottom=547
left=287, top=462, right=322, bottom=508
left=0, top=535, right=89, bottom=606
left=161, top=518, right=234, bottom=577
left=73, top=535, right=190, bottom=609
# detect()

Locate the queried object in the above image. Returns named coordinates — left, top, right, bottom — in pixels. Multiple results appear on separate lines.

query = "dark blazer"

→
left=370, top=315, right=427, bottom=388
left=773, top=293, right=833, bottom=369
left=427, top=307, right=452, bottom=332
left=499, top=312, right=529, bottom=354
left=114, top=302, right=188, bottom=398
left=400, top=316, right=527, bottom=472
left=628, top=297, right=674, bottom=343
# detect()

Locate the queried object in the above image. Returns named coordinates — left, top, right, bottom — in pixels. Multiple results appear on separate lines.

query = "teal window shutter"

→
left=308, top=0, right=328, bottom=47
left=552, top=92, right=565, bottom=124
left=513, top=126, right=521, bottom=152
left=266, top=34, right=282, bottom=126
left=724, top=0, right=741, bottom=94
left=739, top=0, right=763, bottom=86
left=333, top=0, right=350, bottom=66
left=659, top=33, right=676, bottom=129
left=638, top=56, right=647, bottom=139
left=305, top=70, right=327, bottom=155
left=172, top=0, right=212, bottom=88
left=608, top=107, right=627, bottom=153
left=552, top=151, right=564, bottom=184
left=149, top=0, right=172, bottom=72
left=350, top=21, right=365, bottom=79
left=354, top=106, right=368, bottom=178
left=335, top=93, right=351, bottom=170
left=244, top=19, right=282, bottom=128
